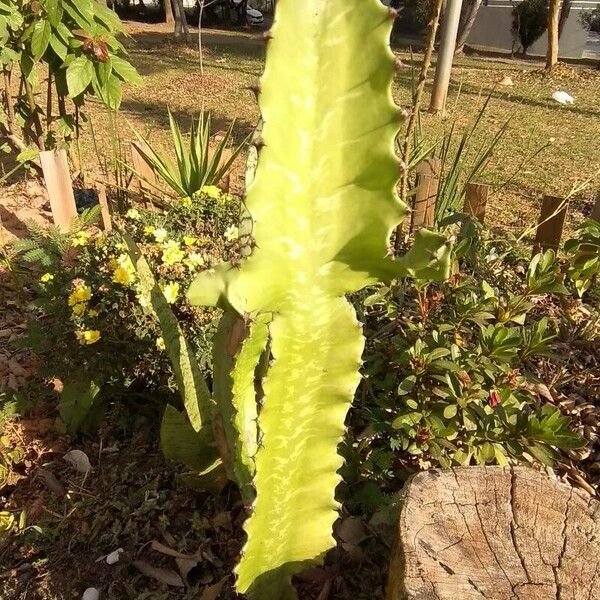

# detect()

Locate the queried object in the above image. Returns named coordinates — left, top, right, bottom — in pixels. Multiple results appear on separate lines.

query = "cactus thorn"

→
left=253, top=136, right=265, bottom=151
left=387, top=7, right=398, bottom=20
left=262, top=31, right=273, bottom=42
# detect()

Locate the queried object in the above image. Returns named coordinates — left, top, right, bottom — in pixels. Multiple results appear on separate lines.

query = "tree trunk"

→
left=455, top=0, right=482, bottom=55
left=558, top=0, right=572, bottom=37
left=173, top=0, right=190, bottom=41
left=164, top=0, right=174, bottom=24
left=546, top=0, right=561, bottom=70
left=387, top=467, right=600, bottom=600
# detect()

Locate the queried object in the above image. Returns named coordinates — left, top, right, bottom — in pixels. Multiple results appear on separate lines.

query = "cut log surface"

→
left=387, top=467, right=600, bottom=600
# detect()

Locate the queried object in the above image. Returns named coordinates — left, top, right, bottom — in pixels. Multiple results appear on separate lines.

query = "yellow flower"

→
left=136, top=291, right=150, bottom=308
left=161, top=240, right=185, bottom=266
left=71, top=303, right=86, bottom=317
left=153, top=227, right=168, bottom=243
left=88, top=309, right=99, bottom=318
left=112, top=254, right=135, bottom=286
left=126, top=208, right=141, bottom=220
left=161, top=282, right=180, bottom=304
left=40, top=273, right=54, bottom=283
left=180, top=196, right=192, bottom=208
left=143, top=225, right=156, bottom=237
left=76, top=329, right=101, bottom=345
left=183, top=235, right=197, bottom=247
left=68, top=283, right=92, bottom=306
left=185, top=252, right=205, bottom=269
left=72, top=230, right=91, bottom=247
left=201, top=185, right=221, bottom=200
left=224, top=225, right=239, bottom=242
left=156, top=337, right=166, bottom=351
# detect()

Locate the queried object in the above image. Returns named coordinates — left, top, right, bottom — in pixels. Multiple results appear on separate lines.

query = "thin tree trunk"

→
left=164, top=0, right=174, bottom=24
left=546, top=0, right=561, bottom=70
left=395, top=0, right=444, bottom=253
left=173, top=0, right=190, bottom=41
left=455, top=0, right=482, bottom=55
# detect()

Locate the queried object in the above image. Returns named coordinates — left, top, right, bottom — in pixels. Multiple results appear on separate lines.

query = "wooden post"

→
left=463, top=182, right=489, bottom=224
left=39, top=149, right=77, bottom=233
left=591, top=192, right=600, bottom=222
left=130, top=141, right=159, bottom=196
left=533, top=195, right=568, bottom=254
left=410, top=158, right=440, bottom=233
left=97, top=185, right=112, bottom=233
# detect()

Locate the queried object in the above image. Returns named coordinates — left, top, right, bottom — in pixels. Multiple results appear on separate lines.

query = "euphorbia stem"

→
left=395, top=0, right=444, bottom=253
left=2, top=68, right=16, bottom=135
left=46, top=71, right=53, bottom=130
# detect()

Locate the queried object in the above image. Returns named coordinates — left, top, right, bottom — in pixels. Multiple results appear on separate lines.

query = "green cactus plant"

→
left=187, top=0, right=451, bottom=597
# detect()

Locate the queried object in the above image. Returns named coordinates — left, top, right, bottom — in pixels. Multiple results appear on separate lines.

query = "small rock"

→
left=82, top=588, right=100, bottom=600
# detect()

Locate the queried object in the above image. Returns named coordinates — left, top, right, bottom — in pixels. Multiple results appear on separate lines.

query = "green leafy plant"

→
left=14, top=188, right=241, bottom=433
left=0, top=0, right=140, bottom=154
left=133, top=111, right=247, bottom=199
left=351, top=224, right=584, bottom=512
left=564, top=218, right=600, bottom=298
left=184, top=0, right=450, bottom=597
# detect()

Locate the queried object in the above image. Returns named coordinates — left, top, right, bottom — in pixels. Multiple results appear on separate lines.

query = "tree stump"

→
left=387, top=467, right=600, bottom=600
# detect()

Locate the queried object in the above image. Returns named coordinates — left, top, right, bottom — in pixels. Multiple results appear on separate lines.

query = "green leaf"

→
left=443, top=404, right=458, bottom=419
left=111, top=54, right=142, bottom=86
left=31, top=19, right=51, bottom=61
left=123, top=233, right=211, bottom=432
left=66, top=55, right=93, bottom=97
left=58, top=376, right=101, bottom=434
left=49, top=33, right=68, bottom=61
left=160, top=405, right=219, bottom=472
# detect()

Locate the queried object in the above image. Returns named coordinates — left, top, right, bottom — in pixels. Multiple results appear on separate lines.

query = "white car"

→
left=231, top=0, right=264, bottom=26
left=247, top=5, right=264, bottom=26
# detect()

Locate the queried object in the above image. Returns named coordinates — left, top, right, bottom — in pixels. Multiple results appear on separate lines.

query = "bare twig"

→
left=395, top=0, right=444, bottom=254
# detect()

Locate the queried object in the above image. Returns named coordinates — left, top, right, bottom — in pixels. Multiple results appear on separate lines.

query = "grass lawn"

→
left=75, top=22, right=600, bottom=238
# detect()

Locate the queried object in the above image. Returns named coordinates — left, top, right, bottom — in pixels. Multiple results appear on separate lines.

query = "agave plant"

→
left=183, top=0, right=451, bottom=597
left=133, top=111, right=247, bottom=198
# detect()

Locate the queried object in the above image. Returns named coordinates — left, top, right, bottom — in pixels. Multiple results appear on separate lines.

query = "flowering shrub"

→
left=18, top=187, right=241, bottom=431
left=345, top=220, right=594, bottom=512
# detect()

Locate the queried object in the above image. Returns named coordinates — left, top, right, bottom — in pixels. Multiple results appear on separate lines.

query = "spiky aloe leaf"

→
left=188, top=0, right=450, bottom=597
left=123, top=233, right=211, bottom=431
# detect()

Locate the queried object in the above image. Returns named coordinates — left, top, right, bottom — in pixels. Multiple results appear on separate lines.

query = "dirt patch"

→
left=0, top=178, right=52, bottom=243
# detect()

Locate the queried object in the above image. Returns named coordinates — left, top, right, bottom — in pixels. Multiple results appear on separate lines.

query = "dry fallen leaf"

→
left=132, top=560, right=185, bottom=587
left=37, top=468, right=65, bottom=496
left=64, top=450, right=92, bottom=474
left=200, top=577, right=227, bottom=600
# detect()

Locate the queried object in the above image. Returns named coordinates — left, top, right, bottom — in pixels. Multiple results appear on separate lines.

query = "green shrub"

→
left=14, top=186, right=241, bottom=432
left=347, top=220, right=589, bottom=511
left=511, top=0, right=548, bottom=55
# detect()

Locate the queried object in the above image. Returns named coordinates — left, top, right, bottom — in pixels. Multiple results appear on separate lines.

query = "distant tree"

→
left=173, top=0, right=190, bottom=40
left=511, top=0, right=548, bottom=55
left=546, top=0, right=561, bottom=69
left=164, top=0, right=175, bottom=24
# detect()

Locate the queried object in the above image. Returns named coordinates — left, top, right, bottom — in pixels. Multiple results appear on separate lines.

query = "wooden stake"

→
left=463, top=182, right=489, bottom=224
left=533, top=195, right=568, bottom=254
left=39, top=149, right=77, bottom=233
left=591, top=192, right=600, bottom=222
left=410, top=158, right=440, bottom=233
left=97, top=185, right=112, bottom=233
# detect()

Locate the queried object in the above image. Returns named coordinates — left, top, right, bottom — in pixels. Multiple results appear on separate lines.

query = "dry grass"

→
left=78, top=23, right=600, bottom=234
